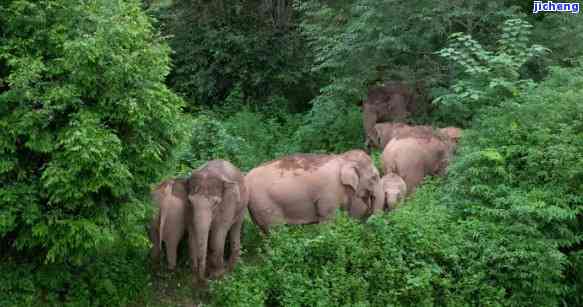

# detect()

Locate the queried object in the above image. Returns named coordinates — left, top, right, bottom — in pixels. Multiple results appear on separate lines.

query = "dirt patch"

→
left=262, top=154, right=334, bottom=172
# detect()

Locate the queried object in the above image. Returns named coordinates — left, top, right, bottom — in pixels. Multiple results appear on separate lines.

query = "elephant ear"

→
left=221, top=177, right=241, bottom=204
left=340, top=163, right=360, bottom=192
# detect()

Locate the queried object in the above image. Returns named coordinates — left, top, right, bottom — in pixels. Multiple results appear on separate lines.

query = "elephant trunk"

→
left=190, top=195, right=212, bottom=285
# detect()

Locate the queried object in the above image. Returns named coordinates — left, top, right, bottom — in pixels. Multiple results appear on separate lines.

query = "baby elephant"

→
left=381, top=173, right=407, bottom=211
left=149, top=177, right=189, bottom=271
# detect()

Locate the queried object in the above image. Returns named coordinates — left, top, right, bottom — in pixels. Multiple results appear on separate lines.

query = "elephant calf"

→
left=149, top=177, right=189, bottom=271
left=186, top=160, right=248, bottom=286
left=245, top=150, right=385, bottom=234
left=381, top=173, right=407, bottom=211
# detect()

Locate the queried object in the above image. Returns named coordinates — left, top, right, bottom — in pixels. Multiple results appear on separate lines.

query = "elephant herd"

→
left=148, top=81, right=462, bottom=287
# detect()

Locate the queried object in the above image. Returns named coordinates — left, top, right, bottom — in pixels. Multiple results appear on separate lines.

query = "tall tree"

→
left=0, top=0, right=185, bottom=265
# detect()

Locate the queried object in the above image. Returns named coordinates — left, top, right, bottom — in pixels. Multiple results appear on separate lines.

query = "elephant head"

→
left=340, top=150, right=382, bottom=219
left=381, top=173, right=407, bottom=211
left=439, top=127, right=462, bottom=145
left=186, top=160, right=246, bottom=286
left=362, top=82, right=418, bottom=151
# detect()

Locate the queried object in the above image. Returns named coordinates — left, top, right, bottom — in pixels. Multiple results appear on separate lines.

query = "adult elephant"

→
left=245, top=150, right=384, bottom=234
left=186, top=160, right=248, bottom=286
left=362, top=81, right=417, bottom=151
left=149, top=178, right=189, bottom=271
left=374, top=123, right=462, bottom=150
left=381, top=131, right=457, bottom=194
left=372, top=123, right=432, bottom=150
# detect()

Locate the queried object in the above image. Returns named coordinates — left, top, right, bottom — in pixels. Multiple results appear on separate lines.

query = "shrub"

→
left=0, top=245, right=150, bottom=307
left=442, top=64, right=583, bottom=304
left=435, top=19, right=548, bottom=125
left=0, top=0, right=183, bottom=305
left=209, top=180, right=565, bottom=306
left=294, top=101, right=364, bottom=153
left=177, top=108, right=302, bottom=173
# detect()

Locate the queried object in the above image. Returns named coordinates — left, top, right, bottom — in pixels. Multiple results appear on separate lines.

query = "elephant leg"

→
left=187, top=223, right=198, bottom=274
left=314, top=197, right=337, bottom=223
left=208, top=226, right=229, bottom=279
left=165, top=235, right=181, bottom=271
left=226, top=217, right=243, bottom=272
left=149, top=225, right=161, bottom=264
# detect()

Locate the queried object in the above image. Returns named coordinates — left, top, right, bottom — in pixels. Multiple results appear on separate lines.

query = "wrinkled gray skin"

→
left=245, top=150, right=384, bottom=234
left=381, top=173, right=407, bottom=211
left=186, top=160, right=248, bottom=286
left=382, top=134, right=456, bottom=195
left=149, top=178, right=189, bottom=271
left=363, top=81, right=417, bottom=151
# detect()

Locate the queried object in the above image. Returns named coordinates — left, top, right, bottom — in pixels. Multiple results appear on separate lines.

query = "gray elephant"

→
left=382, top=130, right=457, bottom=194
left=381, top=173, right=407, bottom=211
left=373, top=123, right=463, bottom=150
left=362, top=81, right=418, bottom=151
left=149, top=178, right=189, bottom=271
left=372, top=123, right=433, bottom=150
left=245, top=150, right=384, bottom=234
left=186, top=160, right=248, bottom=286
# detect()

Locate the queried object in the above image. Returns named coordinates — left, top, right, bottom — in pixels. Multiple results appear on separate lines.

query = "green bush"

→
left=210, top=181, right=564, bottom=306
left=442, top=64, right=583, bottom=304
left=0, top=245, right=150, bottom=307
left=177, top=108, right=302, bottom=173
left=435, top=19, right=548, bottom=125
left=294, top=101, right=365, bottom=153
left=0, top=0, right=183, bottom=305
left=158, top=0, right=317, bottom=111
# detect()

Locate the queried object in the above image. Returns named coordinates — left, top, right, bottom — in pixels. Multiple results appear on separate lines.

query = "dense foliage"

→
left=443, top=64, right=583, bottom=305
left=435, top=19, right=547, bottom=125
left=210, top=64, right=583, bottom=306
left=2, top=0, right=582, bottom=306
left=0, top=0, right=183, bottom=305
left=210, top=183, right=563, bottom=306
left=175, top=108, right=301, bottom=174
left=158, top=0, right=317, bottom=111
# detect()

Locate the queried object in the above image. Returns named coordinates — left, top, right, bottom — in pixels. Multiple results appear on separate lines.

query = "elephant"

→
left=186, top=160, right=248, bottom=286
left=439, top=127, right=462, bottom=145
left=245, top=150, right=384, bottom=234
left=149, top=177, right=189, bottom=271
left=372, top=122, right=434, bottom=150
left=381, top=173, right=407, bottom=211
left=381, top=131, right=456, bottom=194
left=362, top=81, right=418, bottom=151
left=373, top=123, right=463, bottom=150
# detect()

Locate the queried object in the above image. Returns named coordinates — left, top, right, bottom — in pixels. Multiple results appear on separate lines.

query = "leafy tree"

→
left=435, top=19, right=548, bottom=124
left=294, top=0, right=522, bottom=152
left=443, top=64, right=583, bottom=305
left=158, top=0, right=317, bottom=111
left=0, top=0, right=184, bottom=304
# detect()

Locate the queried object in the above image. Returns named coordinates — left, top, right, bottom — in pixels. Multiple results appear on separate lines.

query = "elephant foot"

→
left=193, top=276, right=208, bottom=289
left=209, top=267, right=226, bottom=280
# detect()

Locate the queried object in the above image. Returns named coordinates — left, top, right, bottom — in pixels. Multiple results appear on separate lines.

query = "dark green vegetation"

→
left=1, top=0, right=581, bottom=306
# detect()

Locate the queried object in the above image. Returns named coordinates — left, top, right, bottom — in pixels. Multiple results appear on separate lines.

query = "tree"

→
left=0, top=0, right=185, bottom=267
